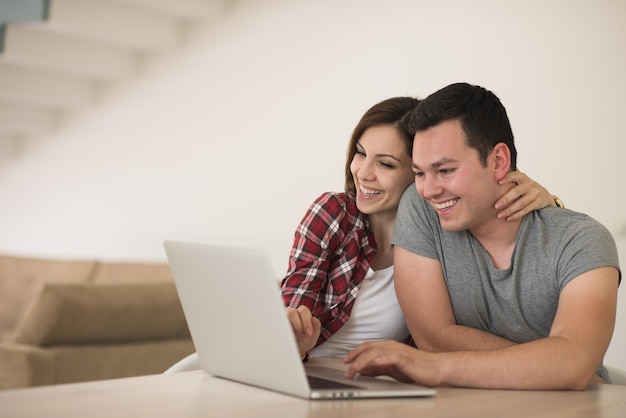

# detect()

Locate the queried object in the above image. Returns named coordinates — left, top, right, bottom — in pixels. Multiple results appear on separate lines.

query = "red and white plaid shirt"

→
left=280, top=192, right=377, bottom=348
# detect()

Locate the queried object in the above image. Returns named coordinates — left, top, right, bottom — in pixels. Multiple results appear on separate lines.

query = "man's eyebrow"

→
left=412, top=158, right=458, bottom=171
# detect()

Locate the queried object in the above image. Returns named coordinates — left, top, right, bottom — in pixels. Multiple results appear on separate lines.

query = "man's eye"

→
left=440, top=168, right=455, bottom=175
left=414, top=172, right=424, bottom=178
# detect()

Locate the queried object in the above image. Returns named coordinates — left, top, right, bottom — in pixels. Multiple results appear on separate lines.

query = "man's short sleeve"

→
left=392, top=186, right=441, bottom=260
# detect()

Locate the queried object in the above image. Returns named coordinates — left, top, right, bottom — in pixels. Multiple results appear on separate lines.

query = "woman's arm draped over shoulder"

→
left=496, top=170, right=558, bottom=221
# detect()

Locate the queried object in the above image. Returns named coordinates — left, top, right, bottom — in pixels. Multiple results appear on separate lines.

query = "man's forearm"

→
left=438, top=336, right=598, bottom=390
left=417, top=323, right=516, bottom=352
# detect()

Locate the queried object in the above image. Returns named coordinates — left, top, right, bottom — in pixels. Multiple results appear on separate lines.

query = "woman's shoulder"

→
left=304, top=192, right=371, bottom=246
left=310, top=191, right=359, bottom=215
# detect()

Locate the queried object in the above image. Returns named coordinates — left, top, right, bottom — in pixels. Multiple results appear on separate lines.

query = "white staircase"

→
left=0, top=0, right=227, bottom=143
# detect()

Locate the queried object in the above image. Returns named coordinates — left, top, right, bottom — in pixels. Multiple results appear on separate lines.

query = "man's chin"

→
left=439, top=220, right=464, bottom=232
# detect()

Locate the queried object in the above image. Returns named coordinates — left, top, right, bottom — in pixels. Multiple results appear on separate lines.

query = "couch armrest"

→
left=0, top=342, right=54, bottom=390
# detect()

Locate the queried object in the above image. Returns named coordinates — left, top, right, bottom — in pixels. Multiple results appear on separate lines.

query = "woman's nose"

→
left=356, top=159, right=375, bottom=180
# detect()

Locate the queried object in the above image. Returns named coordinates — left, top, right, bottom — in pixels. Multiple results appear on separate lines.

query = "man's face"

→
left=412, top=118, right=499, bottom=232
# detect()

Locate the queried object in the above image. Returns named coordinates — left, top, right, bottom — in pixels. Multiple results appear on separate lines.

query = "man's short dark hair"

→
left=404, top=82, right=517, bottom=170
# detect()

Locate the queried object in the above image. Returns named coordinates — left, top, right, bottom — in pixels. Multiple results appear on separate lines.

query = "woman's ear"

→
left=492, top=142, right=512, bottom=182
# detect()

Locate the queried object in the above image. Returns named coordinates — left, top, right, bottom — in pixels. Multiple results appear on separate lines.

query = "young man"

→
left=343, top=82, right=621, bottom=390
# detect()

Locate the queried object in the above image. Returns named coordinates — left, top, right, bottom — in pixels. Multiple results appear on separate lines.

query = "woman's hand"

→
left=286, top=306, right=321, bottom=359
left=495, top=170, right=557, bottom=221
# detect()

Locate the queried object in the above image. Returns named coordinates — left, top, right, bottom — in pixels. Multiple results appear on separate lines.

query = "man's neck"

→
left=470, top=217, right=522, bottom=270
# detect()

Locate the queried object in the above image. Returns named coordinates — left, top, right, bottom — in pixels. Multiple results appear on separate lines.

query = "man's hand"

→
left=343, top=340, right=441, bottom=386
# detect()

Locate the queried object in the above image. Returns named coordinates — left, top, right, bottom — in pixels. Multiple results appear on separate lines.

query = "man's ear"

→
left=492, top=142, right=511, bottom=181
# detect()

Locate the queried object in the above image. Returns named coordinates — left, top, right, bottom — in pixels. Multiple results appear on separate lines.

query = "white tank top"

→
left=310, top=265, right=409, bottom=358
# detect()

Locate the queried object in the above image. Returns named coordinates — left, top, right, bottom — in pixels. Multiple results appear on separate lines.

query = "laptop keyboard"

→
left=307, top=375, right=361, bottom=389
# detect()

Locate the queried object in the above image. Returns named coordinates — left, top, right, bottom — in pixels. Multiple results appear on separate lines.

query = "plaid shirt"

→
left=280, top=192, right=377, bottom=348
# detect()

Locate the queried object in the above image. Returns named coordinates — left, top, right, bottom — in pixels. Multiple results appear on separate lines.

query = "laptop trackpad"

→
left=307, top=374, right=362, bottom=389
left=305, top=366, right=391, bottom=389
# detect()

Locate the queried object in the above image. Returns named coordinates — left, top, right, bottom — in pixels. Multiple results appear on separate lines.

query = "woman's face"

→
left=350, top=125, right=415, bottom=218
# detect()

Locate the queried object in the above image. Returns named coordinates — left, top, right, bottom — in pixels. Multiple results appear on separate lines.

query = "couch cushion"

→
left=0, top=342, right=56, bottom=390
left=50, top=339, right=196, bottom=384
left=12, top=283, right=190, bottom=346
left=0, top=255, right=98, bottom=341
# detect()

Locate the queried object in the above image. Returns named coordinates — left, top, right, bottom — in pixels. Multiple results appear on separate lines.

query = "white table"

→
left=1, top=359, right=625, bottom=418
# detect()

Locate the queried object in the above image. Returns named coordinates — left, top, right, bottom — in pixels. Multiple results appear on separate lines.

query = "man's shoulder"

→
left=398, top=186, right=433, bottom=212
left=526, top=207, right=615, bottom=247
left=532, top=207, right=609, bottom=230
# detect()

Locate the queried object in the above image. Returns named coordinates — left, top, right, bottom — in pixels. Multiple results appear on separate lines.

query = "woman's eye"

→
left=380, top=162, right=395, bottom=169
left=355, top=150, right=365, bottom=157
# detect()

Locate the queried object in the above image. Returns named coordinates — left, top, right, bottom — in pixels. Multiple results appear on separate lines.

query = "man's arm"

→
left=348, top=265, right=619, bottom=389
left=394, top=246, right=515, bottom=351
left=438, top=266, right=619, bottom=389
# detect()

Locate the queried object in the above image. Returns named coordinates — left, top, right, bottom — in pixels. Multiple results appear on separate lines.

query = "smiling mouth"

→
left=434, top=199, right=458, bottom=210
left=359, top=185, right=382, bottom=197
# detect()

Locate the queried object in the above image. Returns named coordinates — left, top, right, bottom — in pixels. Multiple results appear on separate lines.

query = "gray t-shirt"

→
left=392, top=186, right=621, bottom=344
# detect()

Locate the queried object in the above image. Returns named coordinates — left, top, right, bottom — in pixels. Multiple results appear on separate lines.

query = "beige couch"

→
left=0, top=254, right=195, bottom=390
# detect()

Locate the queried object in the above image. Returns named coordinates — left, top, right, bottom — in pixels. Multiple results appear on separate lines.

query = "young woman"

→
left=281, top=97, right=560, bottom=360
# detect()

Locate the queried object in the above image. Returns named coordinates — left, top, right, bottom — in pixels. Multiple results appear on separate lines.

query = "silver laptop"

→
left=164, top=240, right=435, bottom=399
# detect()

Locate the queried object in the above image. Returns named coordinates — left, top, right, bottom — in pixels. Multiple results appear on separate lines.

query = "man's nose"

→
left=419, top=176, right=442, bottom=199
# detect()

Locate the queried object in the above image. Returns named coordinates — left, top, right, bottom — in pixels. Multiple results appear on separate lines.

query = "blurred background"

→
left=1, top=0, right=624, bottom=369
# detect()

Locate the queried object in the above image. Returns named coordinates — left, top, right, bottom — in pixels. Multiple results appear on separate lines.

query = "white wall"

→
left=1, top=0, right=625, bottom=370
